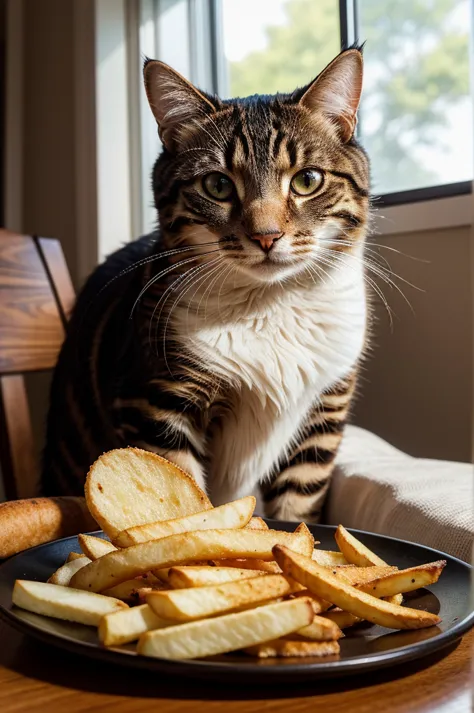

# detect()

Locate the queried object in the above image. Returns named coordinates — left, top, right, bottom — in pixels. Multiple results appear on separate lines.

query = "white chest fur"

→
left=173, top=258, right=367, bottom=503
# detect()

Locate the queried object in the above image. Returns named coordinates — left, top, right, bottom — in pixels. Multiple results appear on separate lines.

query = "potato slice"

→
left=168, top=566, right=267, bottom=588
left=273, top=545, right=441, bottom=630
left=138, top=597, right=314, bottom=660
left=12, top=580, right=127, bottom=626
left=357, top=561, right=446, bottom=598
left=147, top=574, right=302, bottom=621
left=321, top=609, right=361, bottom=629
left=78, top=534, right=117, bottom=560
left=294, top=614, right=343, bottom=641
left=114, top=496, right=255, bottom=547
left=245, top=517, right=268, bottom=530
left=85, top=447, right=212, bottom=538
left=243, top=639, right=340, bottom=658
left=335, top=525, right=386, bottom=566
left=47, top=556, right=91, bottom=586
left=70, top=528, right=313, bottom=593
left=66, top=552, right=86, bottom=563
left=99, top=603, right=171, bottom=646
left=312, top=550, right=348, bottom=566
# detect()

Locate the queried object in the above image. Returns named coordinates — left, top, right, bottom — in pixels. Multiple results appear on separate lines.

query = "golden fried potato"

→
left=273, top=545, right=441, bottom=630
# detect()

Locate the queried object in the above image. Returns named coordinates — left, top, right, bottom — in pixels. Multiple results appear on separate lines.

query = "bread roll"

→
left=0, top=497, right=97, bottom=559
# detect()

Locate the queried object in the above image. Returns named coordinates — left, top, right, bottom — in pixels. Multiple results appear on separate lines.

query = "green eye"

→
left=290, top=169, right=323, bottom=196
left=203, top=172, right=234, bottom=201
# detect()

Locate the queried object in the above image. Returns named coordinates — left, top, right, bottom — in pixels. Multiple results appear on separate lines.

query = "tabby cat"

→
left=43, top=47, right=370, bottom=522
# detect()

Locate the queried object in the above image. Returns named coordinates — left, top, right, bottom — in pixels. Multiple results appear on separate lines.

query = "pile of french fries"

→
left=12, top=448, right=446, bottom=661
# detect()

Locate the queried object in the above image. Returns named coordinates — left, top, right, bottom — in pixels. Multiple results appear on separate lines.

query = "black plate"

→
left=0, top=523, right=472, bottom=683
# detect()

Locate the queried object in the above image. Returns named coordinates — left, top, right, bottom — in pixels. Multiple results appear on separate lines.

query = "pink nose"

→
left=250, top=232, right=284, bottom=253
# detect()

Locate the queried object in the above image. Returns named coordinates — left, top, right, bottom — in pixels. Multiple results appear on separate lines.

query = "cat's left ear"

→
left=143, top=59, right=218, bottom=149
left=299, top=48, right=363, bottom=142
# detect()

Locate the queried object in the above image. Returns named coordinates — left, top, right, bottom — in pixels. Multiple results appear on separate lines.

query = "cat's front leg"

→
left=261, top=374, right=356, bottom=522
left=112, top=380, right=209, bottom=492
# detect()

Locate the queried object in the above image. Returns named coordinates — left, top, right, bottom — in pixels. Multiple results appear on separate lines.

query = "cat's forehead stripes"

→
left=220, top=104, right=303, bottom=178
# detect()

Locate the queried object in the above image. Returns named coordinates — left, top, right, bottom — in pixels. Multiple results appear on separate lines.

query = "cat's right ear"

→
left=143, top=59, right=218, bottom=150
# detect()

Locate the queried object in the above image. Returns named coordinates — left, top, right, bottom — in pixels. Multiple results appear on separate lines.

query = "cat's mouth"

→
left=235, top=250, right=303, bottom=283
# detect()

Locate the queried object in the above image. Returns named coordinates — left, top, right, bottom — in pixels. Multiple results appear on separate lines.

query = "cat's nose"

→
left=249, top=232, right=284, bottom=253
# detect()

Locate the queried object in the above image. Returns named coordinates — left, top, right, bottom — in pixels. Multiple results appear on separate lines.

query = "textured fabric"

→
left=326, top=425, right=474, bottom=563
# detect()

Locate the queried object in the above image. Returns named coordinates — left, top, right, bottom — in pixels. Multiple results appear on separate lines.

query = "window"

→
left=357, top=0, right=472, bottom=198
left=221, top=0, right=472, bottom=200
left=220, top=0, right=340, bottom=98
left=137, top=0, right=472, bottom=232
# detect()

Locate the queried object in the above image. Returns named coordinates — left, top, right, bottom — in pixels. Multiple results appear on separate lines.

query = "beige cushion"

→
left=326, top=425, right=473, bottom=562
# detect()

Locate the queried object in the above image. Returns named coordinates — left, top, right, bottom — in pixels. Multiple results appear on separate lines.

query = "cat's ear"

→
left=299, top=48, right=363, bottom=142
left=143, top=59, right=218, bottom=149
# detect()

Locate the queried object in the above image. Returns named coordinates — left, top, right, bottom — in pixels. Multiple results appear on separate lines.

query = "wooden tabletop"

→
left=0, top=620, right=472, bottom=713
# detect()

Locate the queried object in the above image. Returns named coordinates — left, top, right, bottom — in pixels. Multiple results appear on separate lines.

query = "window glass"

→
left=358, top=0, right=472, bottom=194
left=221, top=0, right=340, bottom=97
left=221, top=0, right=472, bottom=195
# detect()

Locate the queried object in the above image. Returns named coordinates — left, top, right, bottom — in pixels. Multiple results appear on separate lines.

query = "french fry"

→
left=70, top=528, right=313, bottom=593
left=335, top=525, right=386, bottom=566
left=333, top=529, right=405, bottom=606
left=357, top=561, right=446, bottom=598
left=289, top=589, right=329, bottom=613
left=147, top=574, right=302, bottom=621
left=134, top=589, right=156, bottom=604
left=216, top=558, right=281, bottom=573
left=321, top=609, right=361, bottom=629
left=114, top=496, right=256, bottom=547
left=387, top=594, right=404, bottom=606
left=294, top=522, right=319, bottom=548
left=312, top=550, right=348, bottom=566
left=153, top=561, right=213, bottom=583
left=47, top=555, right=91, bottom=586
left=78, top=533, right=117, bottom=560
left=294, top=614, right=343, bottom=641
left=331, top=565, right=398, bottom=586
left=168, top=566, right=267, bottom=589
left=66, top=552, right=86, bottom=563
left=273, top=545, right=441, bottom=630
left=245, top=517, right=268, bottom=530
left=12, top=580, right=127, bottom=626
left=138, top=597, right=314, bottom=660
left=243, top=639, right=340, bottom=658
left=102, top=577, right=166, bottom=602
left=99, top=603, right=171, bottom=646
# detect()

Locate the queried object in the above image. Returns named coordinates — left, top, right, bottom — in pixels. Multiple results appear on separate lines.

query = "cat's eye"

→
left=290, top=169, right=323, bottom=196
left=202, top=172, right=234, bottom=201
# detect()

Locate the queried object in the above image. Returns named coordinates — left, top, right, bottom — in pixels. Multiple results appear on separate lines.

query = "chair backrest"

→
left=0, top=229, right=75, bottom=499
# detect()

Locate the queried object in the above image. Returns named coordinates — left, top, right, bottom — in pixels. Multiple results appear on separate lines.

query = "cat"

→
left=42, top=46, right=370, bottom=523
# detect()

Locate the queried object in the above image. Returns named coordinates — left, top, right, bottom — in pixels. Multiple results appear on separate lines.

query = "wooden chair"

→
left=0, top=229, right=75, bottom=499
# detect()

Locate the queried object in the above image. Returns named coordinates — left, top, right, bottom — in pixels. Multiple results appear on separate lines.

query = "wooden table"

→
left=0, top=620, right=472, bottom=713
